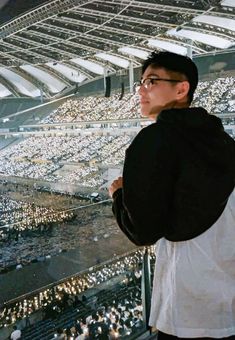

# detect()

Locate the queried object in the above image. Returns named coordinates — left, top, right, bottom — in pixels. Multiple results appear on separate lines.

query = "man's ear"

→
left=176, top=81, right=190, bottom=100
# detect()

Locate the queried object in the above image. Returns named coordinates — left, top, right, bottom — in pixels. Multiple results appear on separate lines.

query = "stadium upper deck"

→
left=0, top=0, right=234, bottom=98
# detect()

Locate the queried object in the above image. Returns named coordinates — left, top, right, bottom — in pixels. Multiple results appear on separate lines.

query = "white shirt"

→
left=75, top=335, right=85, bottom=340
left=149, top=187, right=235, bottom=338
left=10, top=329, right=21, bottom=340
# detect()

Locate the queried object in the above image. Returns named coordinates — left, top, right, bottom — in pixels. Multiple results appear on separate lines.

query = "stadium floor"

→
left=0, top=182, right=137, bottom=304
left=0, top=228, right=136, bottom=303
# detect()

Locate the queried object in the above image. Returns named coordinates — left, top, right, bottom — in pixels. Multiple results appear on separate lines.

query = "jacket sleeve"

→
left=112, top=123, right=177, bottom=246
left=112, top=188, right=142, bottom=245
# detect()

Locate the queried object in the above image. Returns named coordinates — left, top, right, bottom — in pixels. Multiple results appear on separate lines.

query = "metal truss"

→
left=94, top=0, right=206, bottom=16
left=38, top=22, right=126, bottom=48
left=70, top=8, right=177, bottom=29
left=36, top=65, right=74, bottom=87
left=0, top=40, right=53, bottom=65
left=0, top=49, right=28, bottom=67
left=0, top=74, right=21, bottom=97
left=0, top=0, right=92, bottom=39
left=0, top=0, right=234, bottom=97
left=53, top=16, right=153, bottom=40
left=13, top=68, right=52, bottom=98
left=20, top=29, right=105, bottom=56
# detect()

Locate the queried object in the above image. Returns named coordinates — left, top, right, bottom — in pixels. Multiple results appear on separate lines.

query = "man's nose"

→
left=138, top=84, right=146, bottom=95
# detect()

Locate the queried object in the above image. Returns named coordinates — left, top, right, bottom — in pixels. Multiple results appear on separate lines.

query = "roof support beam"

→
left=0, top=0, right=91, bottom=39
left=39, top=23, right=125, bottom=48
left=20, top=30, right=104, bottom=55
left=0, top=41, right=52, bottom=64
left=95, top=0, right=205, bottom=15
left=53, top=16, right=151, bottom=39
left=0, top=74, right=21, bottom=97
left=36, top=65, right=74, bottom=87
left=70, top=8, right=176, bottom=29
left=13, top=68, right=51, bottom=98
left=0, top=49, right=29, bottom=67
left=94, top=0, right=234, bottom=18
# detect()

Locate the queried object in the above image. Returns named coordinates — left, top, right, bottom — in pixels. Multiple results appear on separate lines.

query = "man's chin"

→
left=140, top=111, right=158, bottom=120
left=140, top=108, right=151, bottom=117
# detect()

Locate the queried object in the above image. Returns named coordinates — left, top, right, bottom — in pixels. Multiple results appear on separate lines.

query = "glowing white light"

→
left=46, top=63, right=87, bottom=82
left=193, top=15, right=235, bottom=32
left=221, top=0, right=235, bottom=8
left=71, top=58, right=105, bottom=75
left=118, top=46, right=149, bottom=59
left=0, top=68, right=40, bottom=97
left=167, top=28, right=234, bottom=49
left=95, top=53, right=130, bottom=68
left=20, top=65, right=66, bottom=93
left=148, top=39, right=187, bottom=55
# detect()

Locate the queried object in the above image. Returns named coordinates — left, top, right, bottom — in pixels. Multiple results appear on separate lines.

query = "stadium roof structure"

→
left=0, top=0, right=234, bottom=98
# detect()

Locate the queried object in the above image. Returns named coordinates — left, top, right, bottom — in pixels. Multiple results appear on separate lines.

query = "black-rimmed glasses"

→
left=134, top=77, right=183, bottom=92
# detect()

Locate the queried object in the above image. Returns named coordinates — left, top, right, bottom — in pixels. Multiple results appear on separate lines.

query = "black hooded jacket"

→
left=112, top=107, right=235, bottom=246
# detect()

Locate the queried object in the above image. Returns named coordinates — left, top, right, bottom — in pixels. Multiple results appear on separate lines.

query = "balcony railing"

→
left=0, top=196, right=155, bottom=340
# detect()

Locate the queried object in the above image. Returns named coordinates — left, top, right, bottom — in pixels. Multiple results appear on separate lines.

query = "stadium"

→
left=0, top=0, right=234, bottom=339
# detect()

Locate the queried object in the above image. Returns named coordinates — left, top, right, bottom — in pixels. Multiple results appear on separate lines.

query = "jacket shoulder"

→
left=129, top=121, right=175, bottom=151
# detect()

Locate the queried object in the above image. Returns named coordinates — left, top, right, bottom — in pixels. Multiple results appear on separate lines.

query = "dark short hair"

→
left=142, top=51, right=198, bottom=103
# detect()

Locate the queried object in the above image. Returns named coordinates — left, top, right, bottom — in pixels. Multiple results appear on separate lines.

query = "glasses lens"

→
left=143, top=78, right=152, bottom=87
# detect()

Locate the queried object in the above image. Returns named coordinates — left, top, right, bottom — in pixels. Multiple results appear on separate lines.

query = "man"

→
left=109, top=51, right=235, bottom=339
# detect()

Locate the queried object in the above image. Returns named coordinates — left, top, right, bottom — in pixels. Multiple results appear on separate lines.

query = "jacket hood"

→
left=158, top=107, right=235, bottom=177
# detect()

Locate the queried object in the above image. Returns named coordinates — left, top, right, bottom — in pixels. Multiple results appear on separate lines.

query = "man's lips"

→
left=140, top=99, right=149, bottom=104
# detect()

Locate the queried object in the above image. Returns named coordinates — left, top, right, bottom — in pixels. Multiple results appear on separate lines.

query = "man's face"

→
left=138, top=66, right=183, bottom=120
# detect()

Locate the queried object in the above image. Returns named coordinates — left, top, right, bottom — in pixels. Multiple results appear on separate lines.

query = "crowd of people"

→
left=42, top=94, right=140, bottom=124
left=193, top=76, right=235, bottom=114
left=19, top=270, right=144, bottom=339
left=0, top=192, right=115, bottom=271
left=0, top=196, right=74, bottom=242
left=0, top=134, right=131, bottom=187
left=0, top=77, right=234, bottom=189
left=42, top=77, right=235, bottom=125
left=50, top=282, right=144, bottom=340
left=0, top=249, right=149, bottom=329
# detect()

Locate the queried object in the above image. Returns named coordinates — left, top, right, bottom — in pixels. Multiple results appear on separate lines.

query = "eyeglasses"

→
left=134, top=77, right=183, bottom=91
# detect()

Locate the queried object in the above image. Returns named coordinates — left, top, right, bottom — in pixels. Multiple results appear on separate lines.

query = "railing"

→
left=0, top=196, right=155, bottom=340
